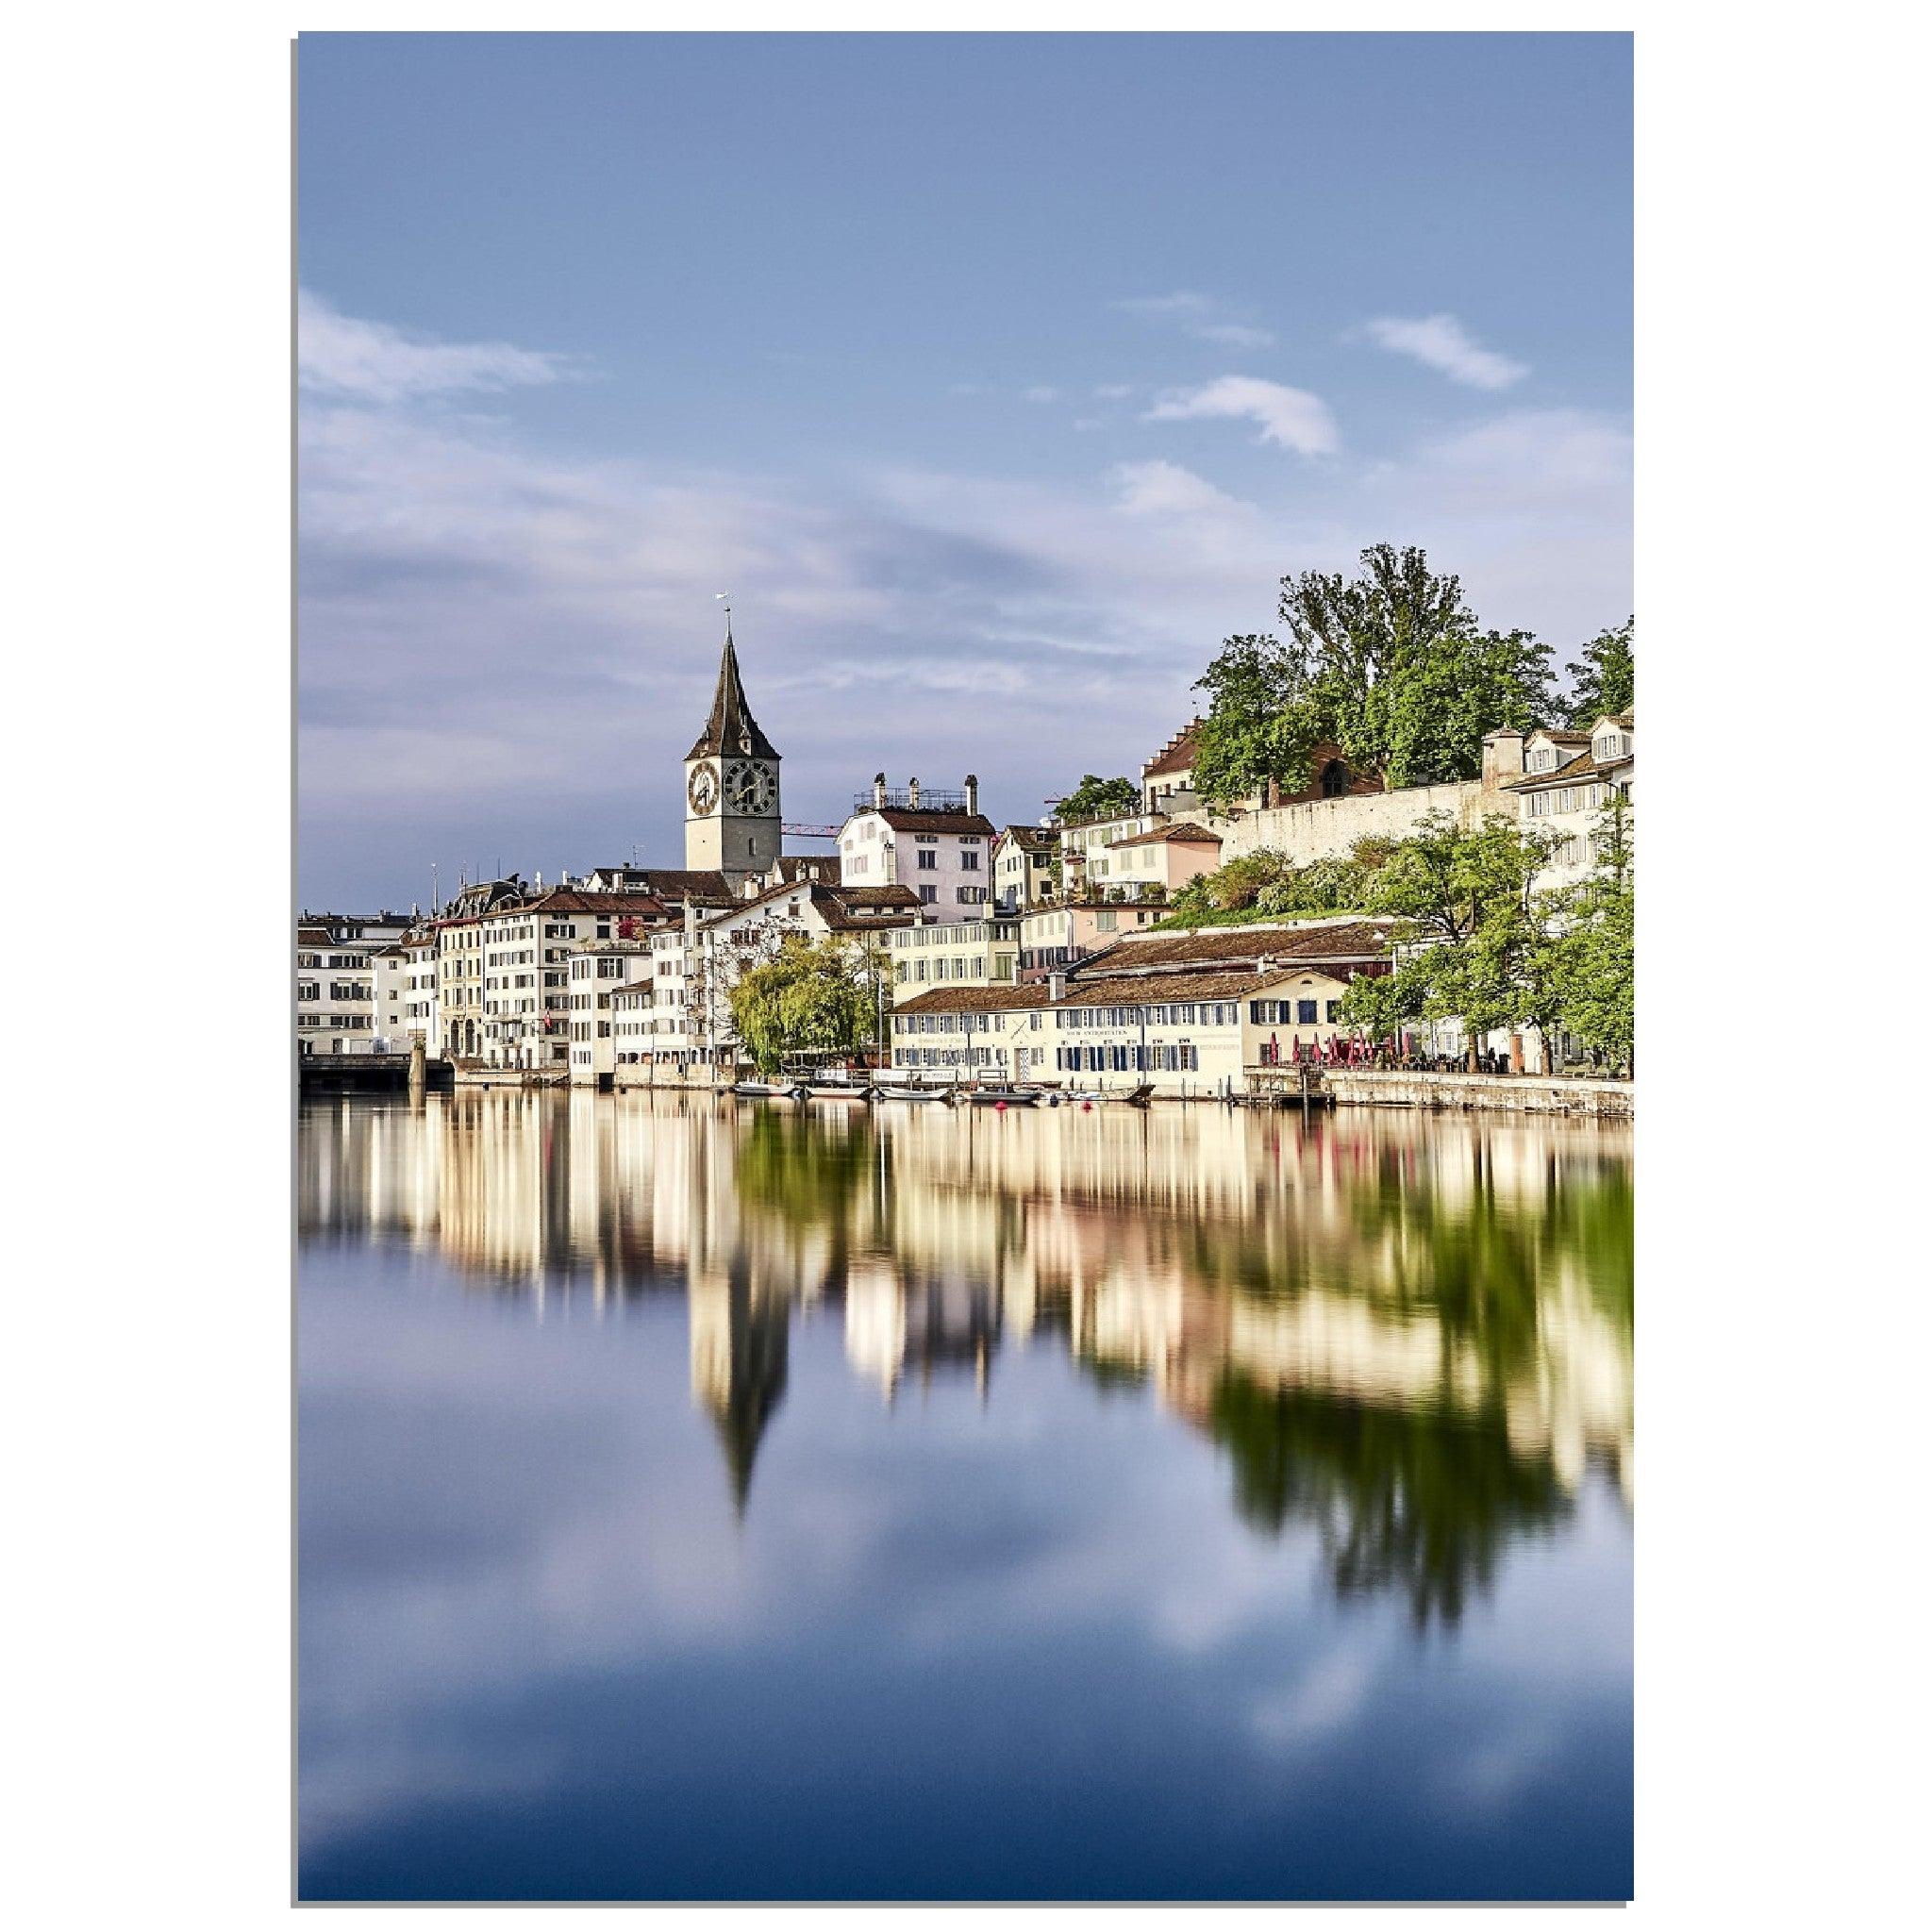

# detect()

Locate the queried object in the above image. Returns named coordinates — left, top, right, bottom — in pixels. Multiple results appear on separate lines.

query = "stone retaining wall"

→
left=1322, top=1069, right=1634, bottom=1118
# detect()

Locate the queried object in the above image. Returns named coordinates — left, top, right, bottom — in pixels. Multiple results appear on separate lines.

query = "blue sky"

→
left=298, top=31, right=1630, bottom=910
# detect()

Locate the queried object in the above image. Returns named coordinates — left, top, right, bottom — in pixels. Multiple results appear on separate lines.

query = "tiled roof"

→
left=1076, top=920, right=1396, bottom=975
left=1108, top=823, right=1224, bottom=849
left=1141, top=721, right=1202, bottom=779
left=997, top=824, right=1058, bottom=848
left=579, top=871, right=736, bottom=905
left=1504, top=742, right=1632, bottom=791
left=868, top=808, right=998, bottom=836
left=894, top=984, right=1053, bottom=1014
left=491, top=890, right=675, bottom=917
left=894, top=959, right=1359, bottom=1015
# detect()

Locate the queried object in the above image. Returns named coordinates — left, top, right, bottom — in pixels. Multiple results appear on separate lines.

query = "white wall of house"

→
left=295, top=928, right=377, bottom=1056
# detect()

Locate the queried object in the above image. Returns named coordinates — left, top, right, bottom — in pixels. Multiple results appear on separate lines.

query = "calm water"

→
left=297, top=1090, right=1632, bottom=1902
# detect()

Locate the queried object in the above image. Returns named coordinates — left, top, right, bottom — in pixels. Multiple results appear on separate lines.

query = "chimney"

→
left=1255, top=956, right=1274, bottom=976
left=1047, top=971, right=1067, bottom=1003
left=963, top=773, right=979, bottom=816
left=873, top=772, right=887, bottom=808
left=1482, top=728, right=1525, bottom=789
left=908, top=775, right=921, bottom=808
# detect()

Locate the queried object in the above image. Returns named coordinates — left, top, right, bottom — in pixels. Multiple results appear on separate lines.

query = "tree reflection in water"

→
left=299, top=1091, right=1630, bottom=1626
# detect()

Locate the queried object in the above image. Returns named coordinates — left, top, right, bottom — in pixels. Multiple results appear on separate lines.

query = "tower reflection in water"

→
left=299, top=1089, right=1631, bottom=1627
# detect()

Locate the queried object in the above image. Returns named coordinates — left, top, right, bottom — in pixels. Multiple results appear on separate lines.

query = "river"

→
left=297, top=1089, right=1631, bottom=1901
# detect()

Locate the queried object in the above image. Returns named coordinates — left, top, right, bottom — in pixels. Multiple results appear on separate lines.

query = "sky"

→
left=296, top=31, right=1631, bottom=912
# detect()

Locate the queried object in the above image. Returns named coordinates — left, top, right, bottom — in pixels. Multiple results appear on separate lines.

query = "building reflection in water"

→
left=300, top=1090, right=1632, bottom=1624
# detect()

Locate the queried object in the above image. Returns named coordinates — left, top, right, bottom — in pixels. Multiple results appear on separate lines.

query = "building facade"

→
left=838, top=774, right=998, bottom=921
left=887, top=913, right=1022, bottom=1003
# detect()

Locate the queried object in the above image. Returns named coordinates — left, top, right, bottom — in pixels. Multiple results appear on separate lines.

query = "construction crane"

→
left=781, top=823, right=842, bottom=839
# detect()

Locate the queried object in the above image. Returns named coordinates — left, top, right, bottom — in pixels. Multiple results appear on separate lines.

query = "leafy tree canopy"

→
left=1190, top=544, right=1558, bottom=805
left=725, top=933, right=882, bottom=1076
left=1337, top=805, right=1634, bottom=1073
left=1565, top=616, right=1635, bottom=725
left=1054, top=773, right=1141, bottom=823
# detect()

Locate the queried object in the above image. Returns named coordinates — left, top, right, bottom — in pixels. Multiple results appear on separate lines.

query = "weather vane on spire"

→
left=714, top=590, right=732, bottom=637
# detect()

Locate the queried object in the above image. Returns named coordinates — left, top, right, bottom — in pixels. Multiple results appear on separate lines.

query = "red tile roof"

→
left=1141, top=722, right=1202, bottom=779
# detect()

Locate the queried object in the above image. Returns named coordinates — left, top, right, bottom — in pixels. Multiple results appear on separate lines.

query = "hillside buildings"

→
left=298, top=614, right=1633, bottom=1089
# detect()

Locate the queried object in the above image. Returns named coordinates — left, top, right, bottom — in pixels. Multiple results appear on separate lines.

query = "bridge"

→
left=297, top=1051, right=454, bottom=1093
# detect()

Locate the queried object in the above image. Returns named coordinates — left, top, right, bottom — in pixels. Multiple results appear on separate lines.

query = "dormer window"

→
left=1594, top=730, right=1630, bottom=760
left=1528, top=747, right=1558, bottom=773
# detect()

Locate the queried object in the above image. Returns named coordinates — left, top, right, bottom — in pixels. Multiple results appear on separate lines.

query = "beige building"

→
left=891, top=962, right=1362, bottom=1092
left=1097, top=821, right=1224, bottom=900
left=1017, top=901, right=1166, bottom=978
left=888, top=913, right=1022, bottom=1004
left=991, top=823, right=1058, bottom=911
left=891, top=917, right=1396, bottom=1092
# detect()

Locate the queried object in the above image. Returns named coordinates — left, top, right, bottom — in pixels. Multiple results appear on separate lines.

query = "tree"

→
left=1190, top=544, right=1557, bottom=807
left=1340, top=810, right=1568, bottom=1067
left=725, top=933, right=881, bottom=1076
left=1555, top=799, right=1635, bottom=1072
left=1565, top=616, right=1635, bottom=724
left=1054, top=773, right=1141, bottom=823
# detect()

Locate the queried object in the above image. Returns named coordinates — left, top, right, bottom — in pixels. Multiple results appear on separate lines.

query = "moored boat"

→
left=874, top=1083, right=952, bottom=1103
left=965, top=1086, right=1042, bottom=1107
left=732, top=1079, right=808, bottom=1100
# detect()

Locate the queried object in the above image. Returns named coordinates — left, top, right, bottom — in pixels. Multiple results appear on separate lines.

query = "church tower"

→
left=684, top=619, right=781, bottom=878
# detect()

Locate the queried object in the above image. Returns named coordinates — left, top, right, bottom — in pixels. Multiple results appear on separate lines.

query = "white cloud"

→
left=1363, top=312, right=1528, bottom=391
left=1114, top=291, right=1277, bottom=350
left=1021, top=385, right=1062, bottom=404
left=1144, top=375, right=1340, bottom=456
left=1108, top=459, right=1250, bottom=519
left=1405, top=408, right=1631, bottom=503
left=298, top=288, right=585, bottom=403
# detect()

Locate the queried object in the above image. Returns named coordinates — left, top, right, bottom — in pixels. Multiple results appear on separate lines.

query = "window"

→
left=919, top=884, right=938, bottom=905
left=1325, top=1000, right=1342, bottom=1024
left=917, top=850, right=938, bottom=871
left=960, top=850, right=979, bottom=870
left=1296, top=999, right=1319, bottom=1024
left=1096, top=910, right=1117, bottom=931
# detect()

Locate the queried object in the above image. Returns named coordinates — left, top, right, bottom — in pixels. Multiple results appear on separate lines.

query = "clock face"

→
left=687, top=762, right=719, bottom=815
left=724, top=758, right=776, bottom=815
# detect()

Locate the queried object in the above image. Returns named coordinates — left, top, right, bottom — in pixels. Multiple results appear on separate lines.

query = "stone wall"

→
left=1322, top=1069, right=1634, bottom=1119
left=1206, top=778, right=1509, bottom=866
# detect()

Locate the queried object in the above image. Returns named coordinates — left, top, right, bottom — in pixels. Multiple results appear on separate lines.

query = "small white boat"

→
left=874, top=1083, right=952, bottom=1104
left=732, top=1079, right=808, bottom=1100
left=965, top=1087, right=1042, bottom=1108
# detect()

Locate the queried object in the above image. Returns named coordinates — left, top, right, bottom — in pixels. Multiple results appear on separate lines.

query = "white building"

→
left=565, top=942, right=656, bottom=1086
left=1505, top=711, right=1635, bottom=888
left=838, top=774, right=998, bottom=921
left=370, top=944, right=413, bottom=1053
left=295, top=921, right=376, bottom=1056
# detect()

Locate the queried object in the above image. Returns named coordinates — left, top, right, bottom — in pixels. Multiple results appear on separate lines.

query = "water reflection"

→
left=300, top=1091, right=1630, bottom=1629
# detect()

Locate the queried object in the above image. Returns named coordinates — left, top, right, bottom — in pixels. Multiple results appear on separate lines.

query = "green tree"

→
left=1054, top=773, right=1141, bottom=823
left=1556, top=799, right=1635, bottom=1072
left=1190, top=544, right=1557, bottom=807
left=726, top=933, right=882, bottom=1076
left=1565, top=616, right=1635, bottom=724
left=1339, top=810, right=1568, bottom=1067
